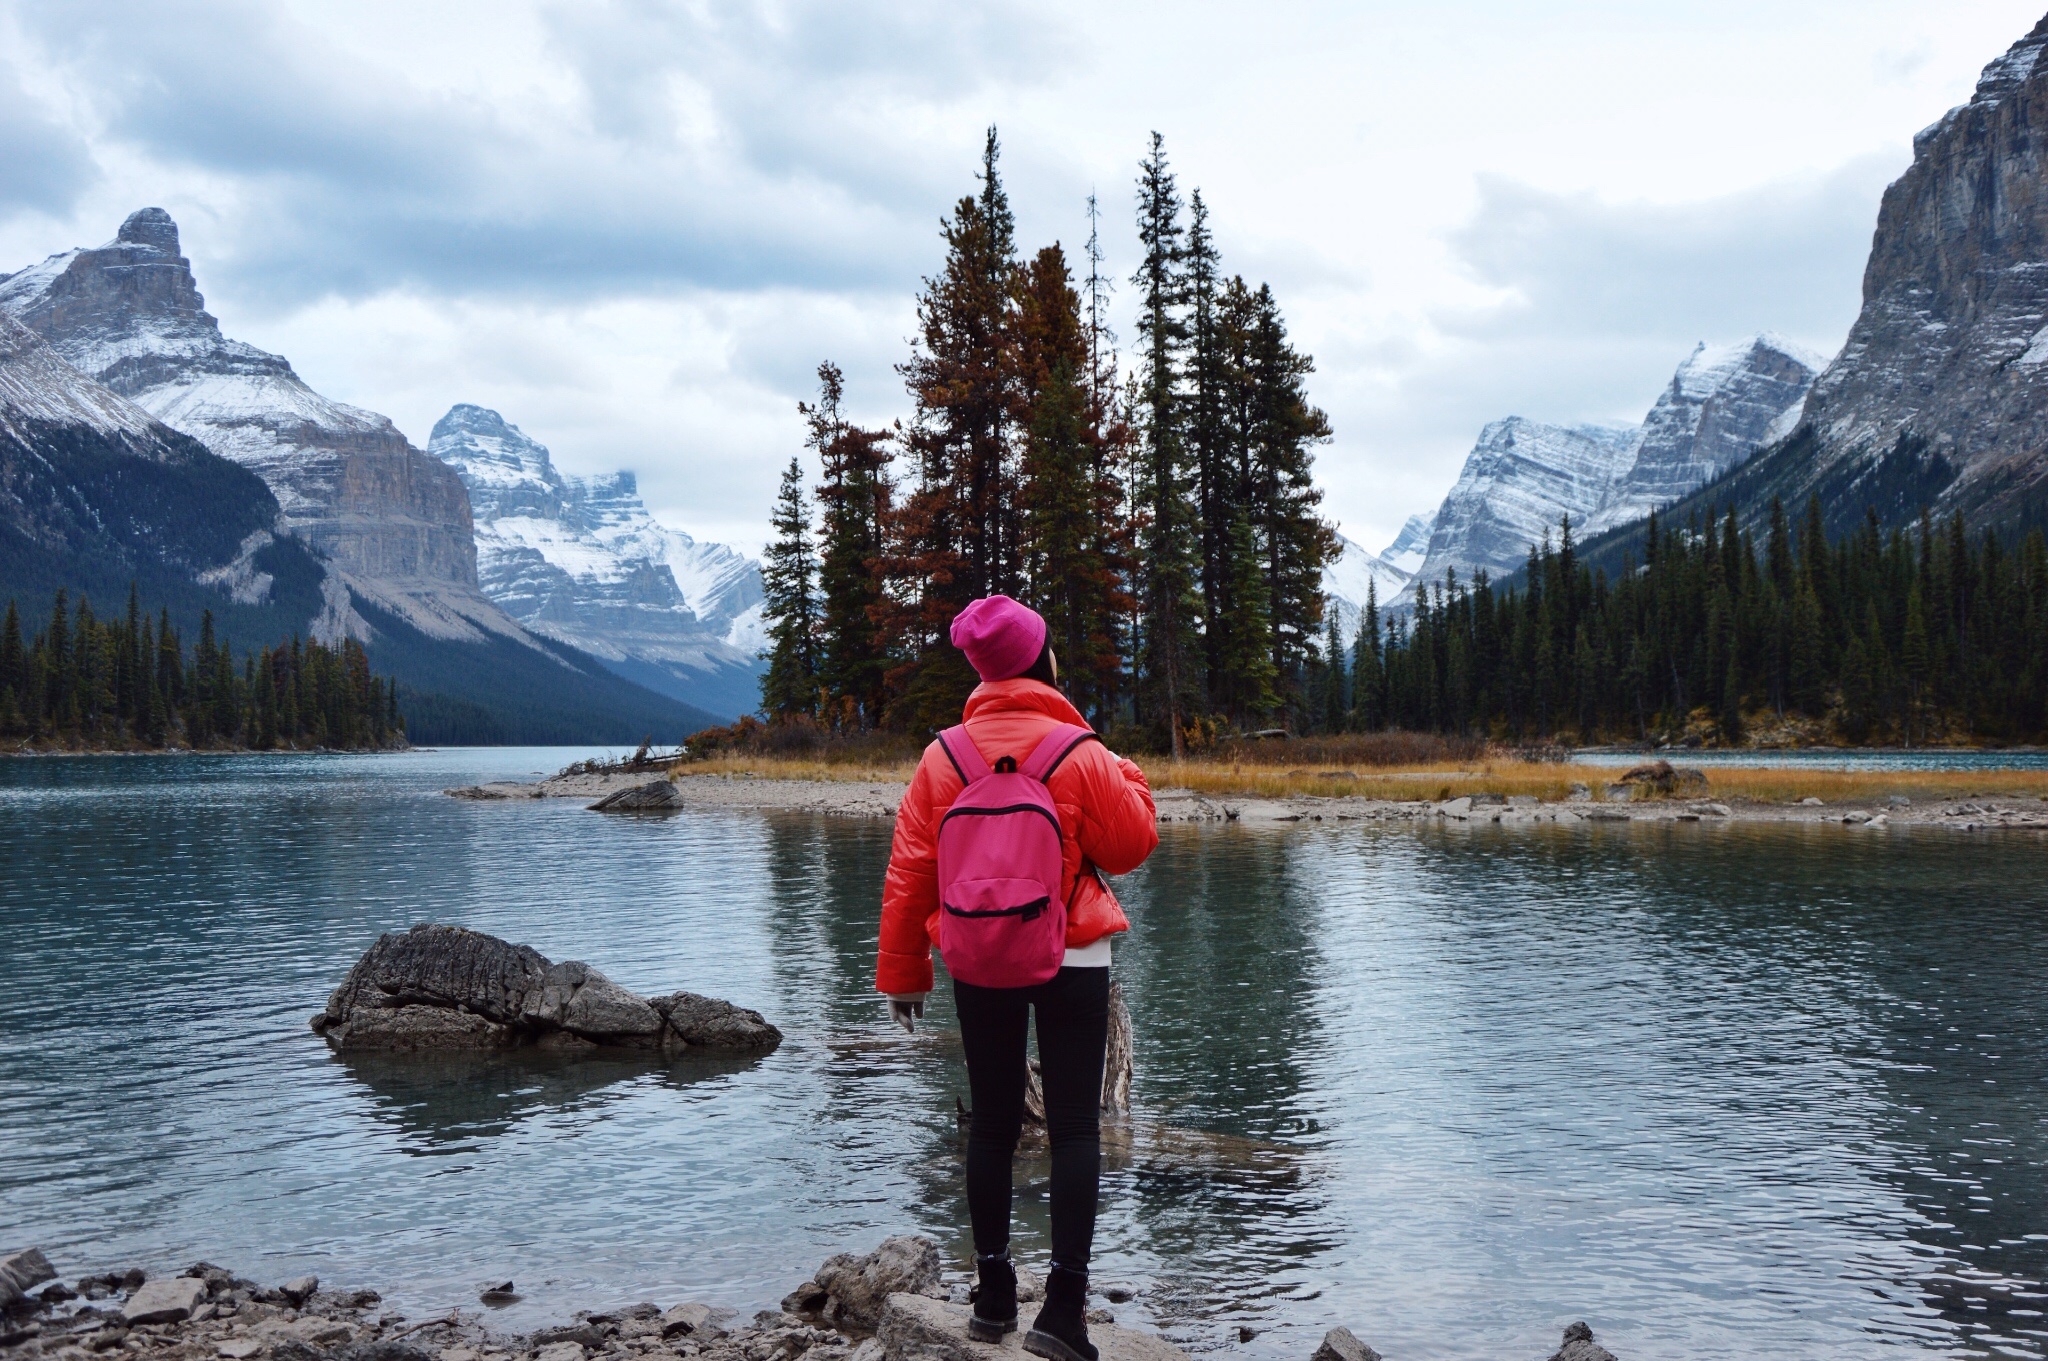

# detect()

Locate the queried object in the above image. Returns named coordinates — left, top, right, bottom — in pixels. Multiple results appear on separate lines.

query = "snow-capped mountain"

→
left=1381, top=514, right=1433, bottom=576
left=1583, top=334, right=1823, bottom=533
left=1320, top=534, right=1412, bottom=638
left=1393, top=333, right=1821, bottom=601
left=0, top=208, right=522, bottom=647
left=0, top=309, right=318, bottom=607
left=428, top=403, right=765, bottom=719
left=1404, top=418, right=1640, bottom=594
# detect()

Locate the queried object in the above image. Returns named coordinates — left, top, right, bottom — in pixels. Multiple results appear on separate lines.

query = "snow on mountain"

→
left=1397, top=334, right=1820, bottom=602
left=0, top=208, right=502, bottom=647
left=1381, top=514, right=1433, bottom=576
left=428, top=403, right=765, bottom=718
left=1583, top=333, right=1823, bottom=534
left=1321, top=534, right=1411, bottom=638
left=1403, top=418, right=1639, bottom=598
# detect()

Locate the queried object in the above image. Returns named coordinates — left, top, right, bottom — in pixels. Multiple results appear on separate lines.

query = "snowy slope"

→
left=1321, top=534, right=1411, bottom=638
left=0, top=208, right=505, bottom=647
left=428, top=404, right=766, bottom=718
left=1584, top=333, right=1823, bottom=533
left=1404, top=418, right=1639, bottom=597
left=1381, top=514, right=1433, bottom=576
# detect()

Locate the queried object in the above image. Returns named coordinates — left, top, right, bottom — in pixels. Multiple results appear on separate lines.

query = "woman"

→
left=877, top=595, right=1159, bottom=1361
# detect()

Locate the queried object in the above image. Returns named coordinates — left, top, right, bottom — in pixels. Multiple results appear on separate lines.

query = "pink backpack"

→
left=934, top=722, right=1098, bottom=988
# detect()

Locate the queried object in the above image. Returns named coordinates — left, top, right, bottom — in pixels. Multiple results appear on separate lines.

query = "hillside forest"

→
left=2, top=587, right=404, bottom=751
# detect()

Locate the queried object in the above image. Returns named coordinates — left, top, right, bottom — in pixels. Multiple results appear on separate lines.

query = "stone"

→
left=874, top=1293, right=1186, bottom=1361
left=439, top=1350, right=479, bottom=1361
left=1565, top=783, right=1591, bottom=802
left=535, top=1344, right=586, bottom=1361
left=217, top=1341, right=264, bottom=1359
left=1842, top=811, right=1871, bottom=824
left=530, top=962, right=666, bottom=1044
left=279, top=1277, right=319, bottom=1308
left=1437, top=796, right=1472, bottom=818
left=1098, top=1285, right=1136, bottom=1305
left=122, top=1278, right=208, bottom=1325
left=1603, top=784, right=1633, bottom=802
left=814, top=1238, right=942, bottom=1331
left=257, top=1316, right=356, bottom=1347
left=1889, top=795, right=1914, bottom=807
left=478, top=1283, right=518, bottom=1304
left=1690, top=802, right=1731, bottom=817
left=589, top=782, right=683, bottom=813
left=0, top=1250, right=56, bottom=1310
left=334, top=1345, right=435, bottom=1361
left=779, top=1283, right=828, bottom=1316
left=1584, top=807, right=1631, bottom=821
left=1310, top=1327, right=1380, bottom=1361
left=1508, top=795, right=1539, bottom=807
left=660, top=1305, right=713, bottom=1339
left=1468, top=793, right=1506, bottom=807
left=317, top=925, right=777, bottom=1055
left=1546, top=1321, right=1618, bottom=1361
left=1012, top=1267, right=1043, bottom=1305
left=1800, top=797, right=1824, bottom=806
left=650, top=994, right=783, bottom=1053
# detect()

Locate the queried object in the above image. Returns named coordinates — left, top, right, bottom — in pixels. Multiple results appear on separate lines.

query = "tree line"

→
left=758, top=130, right=1339, bottom=751
left=1319, top=500, right=2048, bottom=745
left=1, top=586, right=404, bottom=751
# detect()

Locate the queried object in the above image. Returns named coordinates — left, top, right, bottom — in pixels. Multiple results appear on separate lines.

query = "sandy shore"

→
left=444, top=770, right=2048, bottom=831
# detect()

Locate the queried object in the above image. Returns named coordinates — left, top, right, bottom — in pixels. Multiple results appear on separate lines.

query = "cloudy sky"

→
left=1, top=0, right=2043, bottom=556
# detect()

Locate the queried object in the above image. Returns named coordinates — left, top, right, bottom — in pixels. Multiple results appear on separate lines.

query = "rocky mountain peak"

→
left=116, top=207, right=181, bottom=256
left=1778, top=10, right=2048, bottom=530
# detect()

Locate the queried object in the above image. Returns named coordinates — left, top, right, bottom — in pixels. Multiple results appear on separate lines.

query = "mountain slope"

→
left=427, top=404, right=765, bottom=719
left=1583, top=334, right=1823, bottom=533
left=1406, top=418, right=1639, bottom=591
left=0, top=310, right=327, bottom=638
left=1321, top=534, right=1410, bottom=636
left=0, top=208, right=505, bottom=645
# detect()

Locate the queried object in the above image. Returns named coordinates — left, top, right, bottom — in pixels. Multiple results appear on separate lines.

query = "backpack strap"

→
left=1021, top=723, right=1100, bottom=784
left=936, top=725, right=992, bottom=786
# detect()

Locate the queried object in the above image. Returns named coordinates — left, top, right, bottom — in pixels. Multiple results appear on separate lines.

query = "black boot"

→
left=967, top=1251, right=1018, bottom=1342
left=1023, top=1264, right=1097, bottom=1361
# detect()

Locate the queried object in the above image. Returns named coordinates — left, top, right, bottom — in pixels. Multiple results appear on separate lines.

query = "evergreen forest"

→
left=757, top=130, right=1339, bottom=752
left=1339, top=502, right=2048, bottom=746
left=1, top=586, right=405, bottom=751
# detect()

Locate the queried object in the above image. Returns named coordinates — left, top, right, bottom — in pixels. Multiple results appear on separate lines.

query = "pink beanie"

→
left=950, top=595, right=1049, bottom=681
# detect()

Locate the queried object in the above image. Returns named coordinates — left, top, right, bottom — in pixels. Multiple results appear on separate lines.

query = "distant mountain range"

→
left=1362, top=333, right=1823, bottom=609
left=429, top=404, right=765, bottom=719
left=0, top=209, right=754, bottom=741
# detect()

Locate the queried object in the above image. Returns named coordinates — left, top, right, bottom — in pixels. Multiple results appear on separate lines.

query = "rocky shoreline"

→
left=444, top=769, right=2048, bottom=832
left=0, top=1243, right=1623, bottom=1361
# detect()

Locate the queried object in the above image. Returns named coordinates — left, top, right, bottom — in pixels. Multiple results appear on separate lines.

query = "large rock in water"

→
left=311, top=925, right=780, bottom=1055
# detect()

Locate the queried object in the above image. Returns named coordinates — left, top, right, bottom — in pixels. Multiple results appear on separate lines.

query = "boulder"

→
left=1311, top=1327, right=1381, bottom=1361
left=0, top=1249, right=56, bottom=1311
left=589, top=781, right=682, bottom=813
left=1547, top=1321, right=1618, bottom=1361
left=314, top=925, right=778, bottom=1055
left=814, top=1238, right=942, bottom=1331
left=122, top=1277, right=207, bottom=1325
left=874, top=1293, right=1186, bottom=1361
left=1616, top=760, right=1706, bottom=799
left=651, top=993, right=784, bottom=1052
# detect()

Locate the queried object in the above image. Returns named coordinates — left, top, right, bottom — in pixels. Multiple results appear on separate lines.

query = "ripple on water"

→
left=2, top=751, right=2045, bottom=1360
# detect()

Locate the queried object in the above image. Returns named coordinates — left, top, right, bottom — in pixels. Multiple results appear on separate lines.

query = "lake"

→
left=2, top=749, right=2044, bottom=1360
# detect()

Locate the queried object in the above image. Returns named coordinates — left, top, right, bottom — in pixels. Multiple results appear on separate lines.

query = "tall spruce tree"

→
left=1131, top=131, right=1202, bottom=754
left=804, top=363, right=893, bottom=728
left=759, top=457, right=822, bottom=719
left=889, top=127, right=1023, bottom=730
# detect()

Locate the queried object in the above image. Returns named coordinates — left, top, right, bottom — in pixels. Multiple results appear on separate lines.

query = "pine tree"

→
left=1131, top=131, right=1202, bottom=754
left=805, top=362, right=893, bottom=727
left=759, top=456, right=822, bottom=720
left=1215, top=515, right=1279, bottom=726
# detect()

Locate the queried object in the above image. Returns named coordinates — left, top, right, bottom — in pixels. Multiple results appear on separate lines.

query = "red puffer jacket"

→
left=876, top=678, right=1159, bottom=996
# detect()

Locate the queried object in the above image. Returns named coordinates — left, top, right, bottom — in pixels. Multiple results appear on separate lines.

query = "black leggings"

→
left=953, top=966, right=1110, bottom=1270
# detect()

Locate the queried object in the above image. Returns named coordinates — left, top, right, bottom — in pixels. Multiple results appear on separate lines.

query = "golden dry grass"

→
left=1147, top=757, right=2048, bottom=805
left=668, top=753, right=920, bottom=783
left=668, top=750, right=2048, bottom=805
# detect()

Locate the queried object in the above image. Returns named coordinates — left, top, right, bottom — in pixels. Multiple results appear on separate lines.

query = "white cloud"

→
left=1, top=0, right=2042, bottom=556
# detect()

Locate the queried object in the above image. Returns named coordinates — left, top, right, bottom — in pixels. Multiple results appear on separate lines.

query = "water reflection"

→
left=5, top=752, right=2048, bottom=1360
left=335, top=1049, right=771, bottom=1152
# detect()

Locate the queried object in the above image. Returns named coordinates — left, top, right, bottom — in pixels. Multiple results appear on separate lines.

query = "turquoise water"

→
left=2, top=749, right=2045, bottom=1360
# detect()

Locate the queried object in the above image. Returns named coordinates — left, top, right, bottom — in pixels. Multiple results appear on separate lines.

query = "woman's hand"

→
left=887, top=994, right=928, bottom=1032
